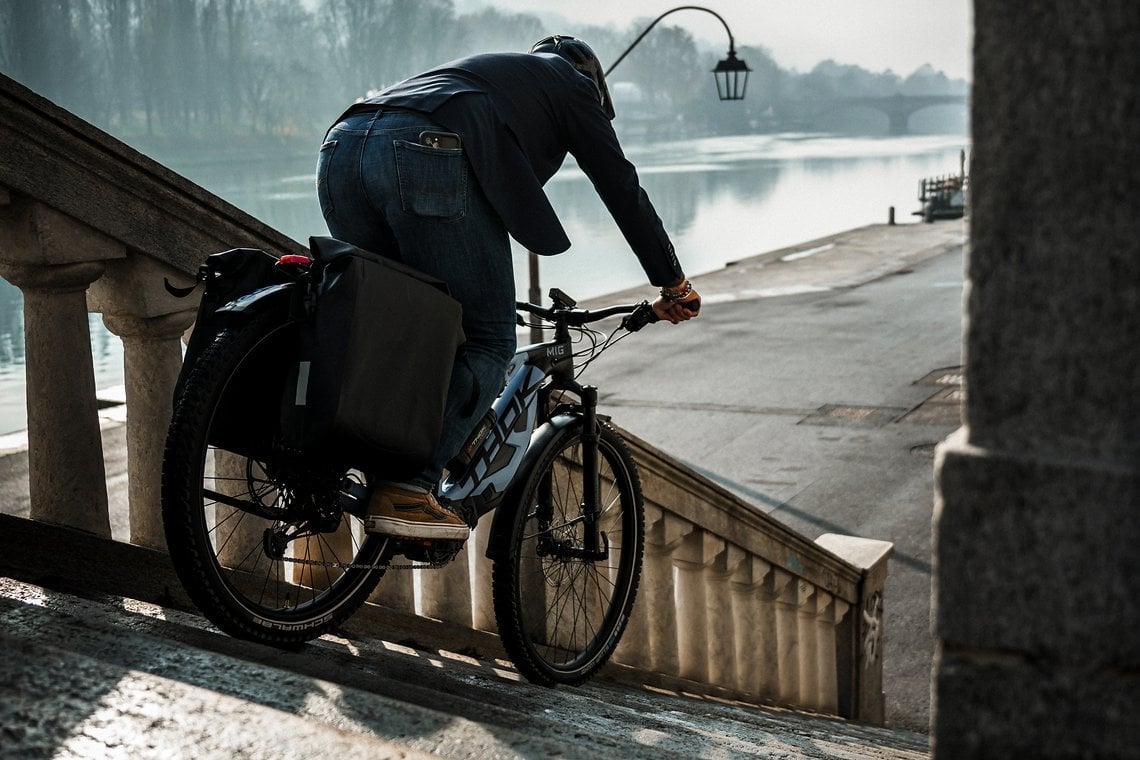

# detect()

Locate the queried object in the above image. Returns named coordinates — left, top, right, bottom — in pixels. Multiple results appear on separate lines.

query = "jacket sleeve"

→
left=561, top=84, right=685, bottom=287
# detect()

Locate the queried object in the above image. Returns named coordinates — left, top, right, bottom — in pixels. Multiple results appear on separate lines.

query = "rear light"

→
left=277, top=254, right=312, bottom=267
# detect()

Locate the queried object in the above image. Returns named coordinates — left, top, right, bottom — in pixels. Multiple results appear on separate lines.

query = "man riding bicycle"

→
left=317, top=35, right=702, bottom=542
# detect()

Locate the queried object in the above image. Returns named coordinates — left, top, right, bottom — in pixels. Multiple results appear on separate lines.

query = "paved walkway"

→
left=583, top=220, right=967, bottom=732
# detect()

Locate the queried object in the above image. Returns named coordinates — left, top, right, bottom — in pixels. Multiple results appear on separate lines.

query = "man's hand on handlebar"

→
left=652, top=278, right=701, bottom=324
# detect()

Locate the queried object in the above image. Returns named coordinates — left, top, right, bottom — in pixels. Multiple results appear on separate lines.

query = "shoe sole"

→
left=364, top=515, right=470, bottom=541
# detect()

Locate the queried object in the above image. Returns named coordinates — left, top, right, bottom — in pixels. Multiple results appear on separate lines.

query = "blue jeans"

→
left=316, top=110, right=517, bottom=489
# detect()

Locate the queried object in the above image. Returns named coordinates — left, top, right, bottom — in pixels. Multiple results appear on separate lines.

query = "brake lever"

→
left=620, top=301, right=659, bottom=332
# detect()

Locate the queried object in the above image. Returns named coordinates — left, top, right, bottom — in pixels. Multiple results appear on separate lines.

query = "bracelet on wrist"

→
left=660, top=279, right=692, bottom=302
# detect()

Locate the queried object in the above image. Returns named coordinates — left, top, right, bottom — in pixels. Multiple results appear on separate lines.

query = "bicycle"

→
left=161, top=249, right=665, bottom=686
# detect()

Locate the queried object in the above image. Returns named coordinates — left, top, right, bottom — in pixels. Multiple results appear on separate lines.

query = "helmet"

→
left=530, top=35, right=615, bottom=119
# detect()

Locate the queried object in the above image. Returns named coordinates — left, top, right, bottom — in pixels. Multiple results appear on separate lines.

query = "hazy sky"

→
left=463, top=0, right=972, bottom=80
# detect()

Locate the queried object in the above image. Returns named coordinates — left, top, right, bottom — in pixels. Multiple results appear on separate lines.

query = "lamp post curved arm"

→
left=605, top=5, right=737, bottom=77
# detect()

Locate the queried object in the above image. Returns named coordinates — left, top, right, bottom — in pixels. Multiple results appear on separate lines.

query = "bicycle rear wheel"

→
left=491, top=419, right=644, bottom=685
left=162, top=313, right=387, bottom=646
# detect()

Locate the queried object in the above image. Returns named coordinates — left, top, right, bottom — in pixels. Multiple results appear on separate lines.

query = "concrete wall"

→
left=932, top=2, right=1139, bottom=757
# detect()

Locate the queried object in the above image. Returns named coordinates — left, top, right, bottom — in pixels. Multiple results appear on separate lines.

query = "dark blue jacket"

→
left=338, top=52, right=684, bottom=287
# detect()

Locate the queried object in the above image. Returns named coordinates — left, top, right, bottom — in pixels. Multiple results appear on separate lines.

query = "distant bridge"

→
left=792, top=94, right=968, bottom=135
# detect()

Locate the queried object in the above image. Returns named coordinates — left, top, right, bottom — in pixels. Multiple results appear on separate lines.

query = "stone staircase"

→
left=1, top=573, right=928, bottom=759
left=0, top=512, right=928, bottom=759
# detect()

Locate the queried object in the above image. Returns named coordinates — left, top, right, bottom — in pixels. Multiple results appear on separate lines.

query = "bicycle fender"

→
left=484, top=413, right=580, bottom=562
left=215, top=281, right=295, bottom=320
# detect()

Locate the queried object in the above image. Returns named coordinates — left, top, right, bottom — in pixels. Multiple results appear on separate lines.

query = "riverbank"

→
left=589, top=219, right=966, bottom=308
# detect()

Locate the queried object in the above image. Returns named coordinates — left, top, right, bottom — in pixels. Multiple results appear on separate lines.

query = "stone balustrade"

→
left=372, top=432, right=891, bottom=722
left=0, top=72, right=892, bottom=724
left=0, top=72, right=305, bottom=549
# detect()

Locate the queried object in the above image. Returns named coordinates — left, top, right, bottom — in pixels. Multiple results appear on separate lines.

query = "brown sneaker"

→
left=364, top=485, right=469, bottom=540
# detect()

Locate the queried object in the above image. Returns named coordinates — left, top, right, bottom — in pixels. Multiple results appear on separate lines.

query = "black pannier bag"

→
left=168, top=247, right=295, bottom=459
left=172, top=247, right=282, bottom=401
left=281, top=237, right=465, bottom=479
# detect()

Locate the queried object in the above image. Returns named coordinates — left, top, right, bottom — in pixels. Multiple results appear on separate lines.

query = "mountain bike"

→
left=161, top=249, right=663, bottom=686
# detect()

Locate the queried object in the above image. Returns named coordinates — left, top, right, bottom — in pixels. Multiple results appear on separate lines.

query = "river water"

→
left=0, top=132, right=967, bottom=435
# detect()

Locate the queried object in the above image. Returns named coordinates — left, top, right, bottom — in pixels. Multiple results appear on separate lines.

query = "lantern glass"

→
left=713, top=51, right=750, bottom=101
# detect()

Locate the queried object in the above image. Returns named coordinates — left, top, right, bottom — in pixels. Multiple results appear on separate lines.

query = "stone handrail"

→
left=0, top=73, right=891, bottom=723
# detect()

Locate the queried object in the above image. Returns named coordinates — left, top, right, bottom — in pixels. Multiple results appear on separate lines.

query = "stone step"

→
left=0, top=577, right=929, bottom=759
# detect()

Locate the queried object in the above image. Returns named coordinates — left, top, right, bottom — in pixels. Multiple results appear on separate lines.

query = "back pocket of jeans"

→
left=393, top=139, right=467, bottom=221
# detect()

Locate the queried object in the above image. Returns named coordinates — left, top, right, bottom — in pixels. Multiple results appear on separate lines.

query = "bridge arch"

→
left=804, top=94, right=968, bottom=135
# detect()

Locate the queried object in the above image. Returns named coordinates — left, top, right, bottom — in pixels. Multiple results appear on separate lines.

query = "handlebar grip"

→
left=620, top=301, right=659, bottom=332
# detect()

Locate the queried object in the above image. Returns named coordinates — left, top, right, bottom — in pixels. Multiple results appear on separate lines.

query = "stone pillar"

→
left=813, top=592, right=839, bottom=713
left=934, top=5, right=1140, bottom=756
left=102, top=309, right=195, bottom=549
left=795, top=582, right=819, bottom=708
left=773, top=569, right=801, bottom=704
left=470, top=511, right=496, bottom=632
left=370, top=568, right=415, bottom=613
left=730, top=555, right=772, bottom=696
left=817, top=533, right=892, bottom=723
left=0, top=197, right=127, bottom=536
left=673, top=529, right=723, bottom=683
left=88, top=252, right=198, bottom=548
left=614, top=505, right=663, bottom=670
left=755, top=565, right=789, bottom=700
left=614, top=509, right=690, bottom=675
left=420, top=544, right=473, bottom=627
left=705, top=542, right=743, bottom=688
left=8, top=262, right=110, bottom=534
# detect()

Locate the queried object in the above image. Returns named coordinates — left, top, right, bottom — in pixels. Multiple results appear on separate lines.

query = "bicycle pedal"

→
left=337, top=478, right=371, bottom=516
left=398, top=538, right=465, bottom=565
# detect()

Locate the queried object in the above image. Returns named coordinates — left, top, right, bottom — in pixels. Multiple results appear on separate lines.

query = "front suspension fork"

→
left=579, top=386, right=604, bottom=557
left=535, top=385, right=608, bottom=562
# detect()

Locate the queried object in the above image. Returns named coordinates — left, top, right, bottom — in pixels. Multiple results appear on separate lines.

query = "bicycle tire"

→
left=491, top=419, right=644, bottom=685
left=162, top=312, right=387, bottom=646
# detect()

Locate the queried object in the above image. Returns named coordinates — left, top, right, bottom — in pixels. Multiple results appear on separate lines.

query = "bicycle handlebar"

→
left=516, top=299, right=660, bottom=331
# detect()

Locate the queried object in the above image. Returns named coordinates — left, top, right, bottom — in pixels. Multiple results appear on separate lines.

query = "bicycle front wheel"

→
left=162, top=313, right=387, bottom=647
left=491, top=419, right=644, bottom=685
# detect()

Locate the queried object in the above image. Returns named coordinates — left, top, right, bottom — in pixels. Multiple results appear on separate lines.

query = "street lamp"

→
left=605, top=5, right=751, bottom=101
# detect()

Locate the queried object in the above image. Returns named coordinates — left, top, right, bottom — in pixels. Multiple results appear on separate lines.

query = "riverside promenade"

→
left=0, top=219, right=963, bottom=754
left=582, top=219, right=967, bottom=731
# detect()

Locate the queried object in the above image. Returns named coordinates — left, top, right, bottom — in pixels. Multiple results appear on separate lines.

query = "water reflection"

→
left=0, top=133, right=966, bottom=435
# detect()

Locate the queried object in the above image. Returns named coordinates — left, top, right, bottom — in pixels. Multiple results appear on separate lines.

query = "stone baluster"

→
left=754, top=564, right=788, bottom=700
left=814, top=592, right=845, bottom=714
left=772, top=568, right=801, bottom=703
left=88, top=253, right=200, bottom=549
left=613, top=504, right=661, bottom=670
left=0, top=196, right=126, bottom=536
left=795, top=580, right=820, bottom=708
left=706, top=543, right=744, bottom=688
left=370, top=566, right=415, bottom=614
left=672, top=529, right=725, bottom=683
left=101, top=308, right=196, bottom=548
left=730, top=555, right=773, bottom=696
left=420, top=541, right=473, bottom=627
left=470, top=511, right=496, bottom=632
left=614, top=506, right=691, bottom=674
